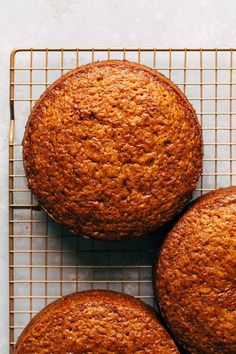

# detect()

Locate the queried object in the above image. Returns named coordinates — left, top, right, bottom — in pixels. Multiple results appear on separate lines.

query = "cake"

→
left=15, top=290, right=179, bottom=353
left=155, top=186, right=236, bottom=353
left=23, top=60, right=202, bottom=240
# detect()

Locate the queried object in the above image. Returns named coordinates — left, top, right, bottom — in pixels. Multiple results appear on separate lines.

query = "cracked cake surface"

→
left=23, top=60, right=202, bottom=239
left=15, top=290, right=179, bottom=354
left=156, top=186, right=236, bottom=354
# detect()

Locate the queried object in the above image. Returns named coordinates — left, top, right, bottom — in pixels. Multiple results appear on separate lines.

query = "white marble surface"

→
left=0, top=0, right=236, bottom=352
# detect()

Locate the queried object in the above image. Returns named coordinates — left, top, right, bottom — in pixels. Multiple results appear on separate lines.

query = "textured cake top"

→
left=15, top=290, right=179, bottom=353
left=23, top=60, right=202, bottom=239
left=156, top=186, right=236, bottom=354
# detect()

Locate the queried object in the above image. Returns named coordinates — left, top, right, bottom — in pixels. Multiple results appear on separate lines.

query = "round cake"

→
left=15, top=290, right=179, bottom=353
left=155, top=186, right=236, bottom=353
left=23, top=60, right=202, bottom=240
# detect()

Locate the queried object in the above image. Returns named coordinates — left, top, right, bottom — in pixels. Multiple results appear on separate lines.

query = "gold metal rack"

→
left=9, top=48, right=236, bottom=353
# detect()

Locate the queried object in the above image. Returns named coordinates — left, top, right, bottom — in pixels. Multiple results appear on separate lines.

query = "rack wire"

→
left=9, top=48, right=236, bottom=352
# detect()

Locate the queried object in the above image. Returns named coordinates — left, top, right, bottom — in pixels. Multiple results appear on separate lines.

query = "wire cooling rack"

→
left=9, top=48, right=236, bottom=351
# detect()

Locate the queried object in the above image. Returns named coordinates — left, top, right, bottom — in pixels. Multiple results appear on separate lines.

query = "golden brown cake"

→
left=15, top=290, right=179, bottom=353
left=23, top=60, right=202, bottom=240
left=155, top=186, right=236, bottom=354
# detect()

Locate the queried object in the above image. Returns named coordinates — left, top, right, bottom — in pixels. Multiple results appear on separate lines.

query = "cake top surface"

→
left=15, top=290, right=179, bottom=354
left=23, top=60, right=202, bottom=239
left=156, top=186, right=236, bottom=354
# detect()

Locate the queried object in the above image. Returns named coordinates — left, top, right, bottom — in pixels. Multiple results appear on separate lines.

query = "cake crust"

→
left=15, top=290, right=179, bottom=354
left=156, top=186, right=236, bottom=354
left=23, top=60, right=202, bottom=239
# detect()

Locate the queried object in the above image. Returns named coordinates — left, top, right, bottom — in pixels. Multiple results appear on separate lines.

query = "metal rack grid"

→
left=9, top=48, right=236, bottom=352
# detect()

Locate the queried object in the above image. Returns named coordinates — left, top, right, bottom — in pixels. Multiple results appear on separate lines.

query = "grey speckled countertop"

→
left=1, top=0, right=236, bottom=353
